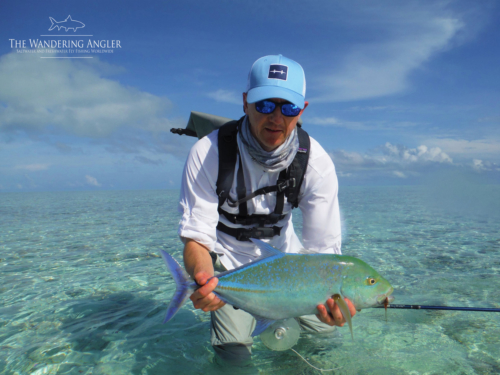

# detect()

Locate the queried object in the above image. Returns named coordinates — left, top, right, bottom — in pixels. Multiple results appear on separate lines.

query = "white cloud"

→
left=329, top=142, right=454, bottom=179
left=0, top=52, right=174, bottom=137
left=207, top=89, right=241, bottom=105
left=423, top=138, right=500, bottom=158
left=14, top=163, right=50, bottom=171
left=331, top=142, right=452, bottom=168
left=307, top=116, right=377, bottom=131
left=384, top=143, right=453, bottom=163
left=331, top=150, right=370, bottom=167
left=331, top=139, right=499, bottom=181
left=312, top=4, right=464, bottom=102
left=472, top=159, right=500, bottom=172
left=85, top=175, right=101, bottom=187
left=473, top=159, right=484, bottom=171
left=308, top=117, right=340, bottom=126
left=0, top=52, right=195, bottom=163
left=306, top=114, right=420, bottom=131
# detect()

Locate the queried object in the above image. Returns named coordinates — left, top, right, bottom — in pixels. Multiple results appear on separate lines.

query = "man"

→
left=178, top=54, right=356, bottom=363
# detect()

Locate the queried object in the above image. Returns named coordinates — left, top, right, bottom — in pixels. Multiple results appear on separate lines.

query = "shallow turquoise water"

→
left=1, top=187, right=499, bottom=374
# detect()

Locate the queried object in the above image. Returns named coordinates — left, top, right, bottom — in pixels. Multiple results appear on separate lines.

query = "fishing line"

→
left=290, top=348, right=342, bottom=372
left=260, top=319, right=342, bottom=371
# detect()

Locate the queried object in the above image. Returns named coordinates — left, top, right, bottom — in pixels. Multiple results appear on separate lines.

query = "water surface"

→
left=1, top=187, right=499, bottom=374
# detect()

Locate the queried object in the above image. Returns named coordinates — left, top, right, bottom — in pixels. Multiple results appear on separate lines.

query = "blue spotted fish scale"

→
left=160, top=239, right=393, bottom=337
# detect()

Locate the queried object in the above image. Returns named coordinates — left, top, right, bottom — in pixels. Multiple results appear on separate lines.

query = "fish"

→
left=160, top=239, right=394, bottom=338
left=48, top=15, right=85, bottom=32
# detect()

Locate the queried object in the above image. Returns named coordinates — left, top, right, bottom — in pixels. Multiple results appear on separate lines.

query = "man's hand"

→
left=189, top=271, right=226, bottom=312
left=316, top=297, right=356, bottom=326
left=183, top=239, right=225, bottom=312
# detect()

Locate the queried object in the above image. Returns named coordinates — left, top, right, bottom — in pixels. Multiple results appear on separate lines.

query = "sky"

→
left=1, top=0, right=499, bottom=192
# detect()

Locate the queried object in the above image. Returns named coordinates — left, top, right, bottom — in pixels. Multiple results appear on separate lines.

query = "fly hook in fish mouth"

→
left=380, top=295, right=394, bottom=322
left=384, top=297, right=389, bottom=321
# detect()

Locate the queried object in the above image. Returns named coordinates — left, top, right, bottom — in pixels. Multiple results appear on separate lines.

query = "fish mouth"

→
left=376, top=287, right=395, bottom=305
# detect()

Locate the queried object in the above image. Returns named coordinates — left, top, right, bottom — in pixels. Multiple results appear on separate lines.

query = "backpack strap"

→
left=216, top=223, right=282, bottom=242
left=215, top=117, right=243, bottom=208
left=215, top=118, right=310, bottom=241
left=220, top=125, right=310, bottom=210
left=236, top=153, right=248, bottom=216
left=285, top=127, right=310, bottom=208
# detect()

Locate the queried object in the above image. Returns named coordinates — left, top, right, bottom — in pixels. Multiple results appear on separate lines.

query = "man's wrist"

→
left=183, top=239, right=214, bottom=278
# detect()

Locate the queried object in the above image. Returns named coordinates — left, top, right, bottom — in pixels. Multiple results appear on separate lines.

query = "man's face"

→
left=243, top=93, right=308, bottom=152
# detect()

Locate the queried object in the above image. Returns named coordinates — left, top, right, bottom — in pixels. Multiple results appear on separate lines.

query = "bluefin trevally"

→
left=160, top=239, right=394, bottom=338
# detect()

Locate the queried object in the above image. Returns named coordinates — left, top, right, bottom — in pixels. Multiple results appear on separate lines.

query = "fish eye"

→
left=365, top=277, right=377, bottom=285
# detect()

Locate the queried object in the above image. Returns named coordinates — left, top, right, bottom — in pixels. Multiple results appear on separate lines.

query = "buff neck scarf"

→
left=238, top=116, right=299, bottom=173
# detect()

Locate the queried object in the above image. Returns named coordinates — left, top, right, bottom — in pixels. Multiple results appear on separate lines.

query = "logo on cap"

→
left=268, top=64, right=288, bottom=81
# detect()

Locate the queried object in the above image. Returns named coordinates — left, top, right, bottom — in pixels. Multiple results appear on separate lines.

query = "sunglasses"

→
left=254, top=100, right=302, bottom=117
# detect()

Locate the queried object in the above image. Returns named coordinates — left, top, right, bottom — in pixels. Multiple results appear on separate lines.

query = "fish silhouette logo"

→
left=48, top=15, right=85, bottom=32
left=268, top=64, right=288, bottom=81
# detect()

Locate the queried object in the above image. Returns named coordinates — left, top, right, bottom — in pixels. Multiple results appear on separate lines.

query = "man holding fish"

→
left=177, top=55, right=357, bottom=363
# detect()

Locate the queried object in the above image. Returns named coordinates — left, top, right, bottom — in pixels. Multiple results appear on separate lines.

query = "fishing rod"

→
left=374, top=304, right=500, bottom=312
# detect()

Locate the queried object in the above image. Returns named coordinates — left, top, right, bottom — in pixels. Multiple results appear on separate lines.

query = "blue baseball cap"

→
left=246, top=54, right=306, bottom=109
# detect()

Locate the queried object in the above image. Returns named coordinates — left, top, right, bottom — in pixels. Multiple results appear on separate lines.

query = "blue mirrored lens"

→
left=255, top=100, right=276, bottom=114
left=281, top=104, right=301, bottom=116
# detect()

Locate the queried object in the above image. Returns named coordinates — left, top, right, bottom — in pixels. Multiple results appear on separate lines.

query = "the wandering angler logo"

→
left=48, top=15, right=85, bottom=32
left=8, top=15, right=121, bottom=59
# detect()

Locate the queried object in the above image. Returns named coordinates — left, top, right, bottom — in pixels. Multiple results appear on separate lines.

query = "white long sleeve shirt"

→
left=178, top=126, right=341, bottom=271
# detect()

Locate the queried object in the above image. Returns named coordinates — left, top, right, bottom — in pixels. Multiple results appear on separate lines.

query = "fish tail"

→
left=48, top=17, right=57, bottom=31
left=160, top=250, right=194, bottom=323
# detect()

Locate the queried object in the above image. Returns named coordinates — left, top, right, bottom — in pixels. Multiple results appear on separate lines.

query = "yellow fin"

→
left=333, top=294, right=353, bottom=340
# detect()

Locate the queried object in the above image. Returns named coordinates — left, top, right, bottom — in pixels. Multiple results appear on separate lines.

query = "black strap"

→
left=274, top=169, right=287, bottom=214
left=218, top=208, right=286, bottom=225
left=286, top=127, right=310, bottom=208
left=215, top=118, right=310, bottom=241
left=216, top=222, right=282, bottom=242
left=236, top=152, right=248, bottom=216
left=216, top=119, right=242, bottom=207
left=223, top=128, right=309, bottom=210
left=226, top=176, right=295, bottom=208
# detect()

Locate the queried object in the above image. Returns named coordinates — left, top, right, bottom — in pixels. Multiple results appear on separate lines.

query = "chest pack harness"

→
left=216, top=117, right=310, bottom=241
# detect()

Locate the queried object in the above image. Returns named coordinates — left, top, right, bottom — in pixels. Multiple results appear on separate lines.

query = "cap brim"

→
left=247, top=86, right=305, bottom=109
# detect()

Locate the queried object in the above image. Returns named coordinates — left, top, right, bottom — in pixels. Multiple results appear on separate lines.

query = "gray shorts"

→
left=209, top=252, right=335, bottom=364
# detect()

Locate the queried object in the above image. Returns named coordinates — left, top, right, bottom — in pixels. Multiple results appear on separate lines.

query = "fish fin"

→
left=333, top=294, right=353, bottom=340
left=160, top=250, right=194, bottom=323
left=251, top=315, right=276, bottom=337
left=250, top=239, right=284, bottom=259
